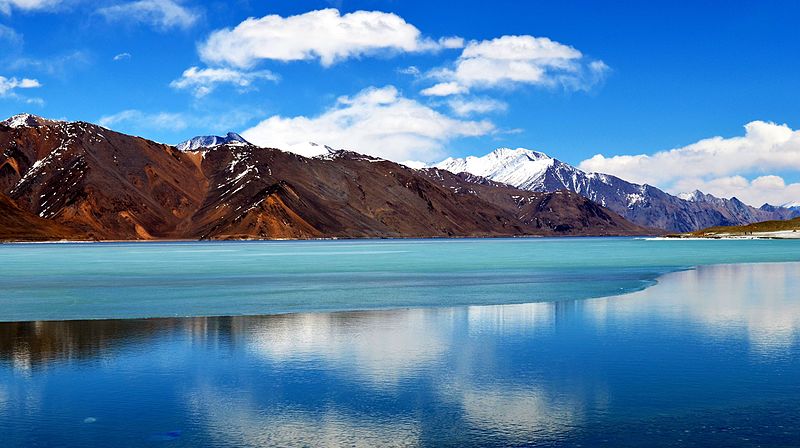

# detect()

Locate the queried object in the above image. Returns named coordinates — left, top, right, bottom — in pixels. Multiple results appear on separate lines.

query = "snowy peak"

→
left=284, top=141, right=337, bottom=159
left=435, top=148, right=559, bottom=191
left=176, top=132, right=250, bottom=152
left=1, top=113, right=61, bottom=129
left=677, top=190, right=707, bottom=202
left=437, top=148, right=552, bottom=173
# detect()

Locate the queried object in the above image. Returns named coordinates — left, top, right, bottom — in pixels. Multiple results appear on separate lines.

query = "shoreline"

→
left=0, top=233, right=658, bottom=245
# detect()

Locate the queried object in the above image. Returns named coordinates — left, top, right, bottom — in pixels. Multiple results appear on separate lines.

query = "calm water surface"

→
left=1, top=239, right=799, bottom=446
left=1, top=238, right=799, bottom=321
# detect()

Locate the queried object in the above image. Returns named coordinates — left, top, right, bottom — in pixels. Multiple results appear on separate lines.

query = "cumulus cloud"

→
left=97, top=0, right=199, bottom=30
left=423, top=35, right=609, bottom=96
left=579, top=121, right=800, bottom=206
left=170, top=66, right=279, bottom=97
left=0, top=75, right=41, bottom=96
left=241, top=85, right=494, bottom=162
left=0, top=0, right=60, bottom=14
left=198, top=8, right=462, bottom=68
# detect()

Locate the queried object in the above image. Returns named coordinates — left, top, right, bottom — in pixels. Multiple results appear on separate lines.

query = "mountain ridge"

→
left=0, top=114, right=654, bottom=241
left=176, top=132, right=250, bottom=152
left=435, top=148, right=799, bottom=232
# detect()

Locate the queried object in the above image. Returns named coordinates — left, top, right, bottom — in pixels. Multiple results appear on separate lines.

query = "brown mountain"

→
left=0, top=114, right=654, bottom=241
left=0, top=192, right=86, bottom=241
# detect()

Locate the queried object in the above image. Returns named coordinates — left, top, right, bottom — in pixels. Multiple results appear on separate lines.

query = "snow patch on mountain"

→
left=284, top=141, right=336, bottom=158
left=1, top=113, right=63, bottom=129
left=437, top=148, right=555, bottom=190
left=176, top=132, right=250, bottom=151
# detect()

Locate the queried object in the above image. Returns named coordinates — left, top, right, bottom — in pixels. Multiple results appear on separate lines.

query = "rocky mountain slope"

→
left=436, top=148, right=799, bottom=232
left=0, top=114, right=653, bottom=241
left=0, top=193, right=86, bottom=241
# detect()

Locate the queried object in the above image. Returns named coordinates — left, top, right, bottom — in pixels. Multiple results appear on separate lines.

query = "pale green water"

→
left=0, top=237, right=798, bottom=322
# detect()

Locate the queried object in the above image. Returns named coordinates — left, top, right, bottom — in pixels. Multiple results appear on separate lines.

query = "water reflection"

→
left=0, top=319, right=173, bottom=371
left=1, top=263, right=799, bottom=446
left=244, top=310, right=452, bottom=388
left=589, top=262, right=800, bottom=355
left=187, top=389, right=421, bottom=447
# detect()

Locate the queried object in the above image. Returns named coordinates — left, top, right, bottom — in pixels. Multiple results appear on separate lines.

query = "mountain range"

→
left=0, top=114, right=651, bottom=241
left=435, top=148, right=800, bottom=232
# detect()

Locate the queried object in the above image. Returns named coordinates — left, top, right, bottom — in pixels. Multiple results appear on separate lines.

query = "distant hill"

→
left=689, top=217, right=800, bottom=238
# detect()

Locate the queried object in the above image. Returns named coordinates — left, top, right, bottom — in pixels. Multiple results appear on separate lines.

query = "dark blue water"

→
left=1, top=262, right=799, bottom=447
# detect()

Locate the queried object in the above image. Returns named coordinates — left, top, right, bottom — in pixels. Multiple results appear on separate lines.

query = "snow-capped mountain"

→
left=1, top=113, right=62, bottom=129
left=0, top=113, right=652, bottom=241
left=176, top=132, right=250, bottom=151
left=285, top=141, right=336, bottom=158
left=782, top=201, right=800, bottom=210
left=436, top=148, right=800, bottom=232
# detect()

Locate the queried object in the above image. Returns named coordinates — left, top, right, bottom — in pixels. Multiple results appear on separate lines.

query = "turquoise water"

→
left=0, top=238, right=799, bottom=321
left=1, top=261, right=799, bottom=446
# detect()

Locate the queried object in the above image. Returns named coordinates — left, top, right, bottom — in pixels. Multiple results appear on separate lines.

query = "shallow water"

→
left=1, top=238, right=799, bottom=321
left=1, top=261, right=800, bottom=446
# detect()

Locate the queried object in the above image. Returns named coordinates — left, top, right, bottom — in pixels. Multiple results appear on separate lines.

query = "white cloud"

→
left=423, top=35, right=609, bottom=96
left=97, top=108, right=263, bottom=139
left=447, top=97, right=507, bottom=116
left=397, top=65, right=421, bottom=77
left=0, top=24, right=22, bottom=45
left=97, top=0, right=199, bottom=30
left=198, top=8, right=461, bottom=68
left=242, top=85, right=494, bottom=162
left=421, top=81, right=467, bottom=97
left=8, top=50, right=90, bottom=76
left=24, top=96, right=44, bottom=106
left=439, top=36, right=465, bottom=49
left=579, top=121, right=800, bottom=206
left=0, top=75, right=41, bottom=96
left=112, top=52, right=131, bottom=61
left=98, top=109, right=188, bottom=132
left=170, top=66, right=279, bottom=97
left=0, top=0, right=60, bottom=14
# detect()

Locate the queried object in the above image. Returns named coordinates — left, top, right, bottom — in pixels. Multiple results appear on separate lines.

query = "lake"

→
left=1, top=238, right=799, bottom=446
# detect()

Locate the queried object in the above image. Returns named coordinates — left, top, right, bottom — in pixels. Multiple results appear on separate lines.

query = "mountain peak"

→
left=176, top=132, right=250, bottom=151
left=1, top=113, right=61, bottom=129
left=435, top=148, right=561, bottom=192
left=284, top=141, right=337, bottom=158
left=486, top=147, right=552, bottom=161
left=677, top=190, right=706, bottom=202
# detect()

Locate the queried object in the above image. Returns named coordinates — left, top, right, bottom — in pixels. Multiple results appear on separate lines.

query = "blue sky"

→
left=2, top=0, right=800, bottom=206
